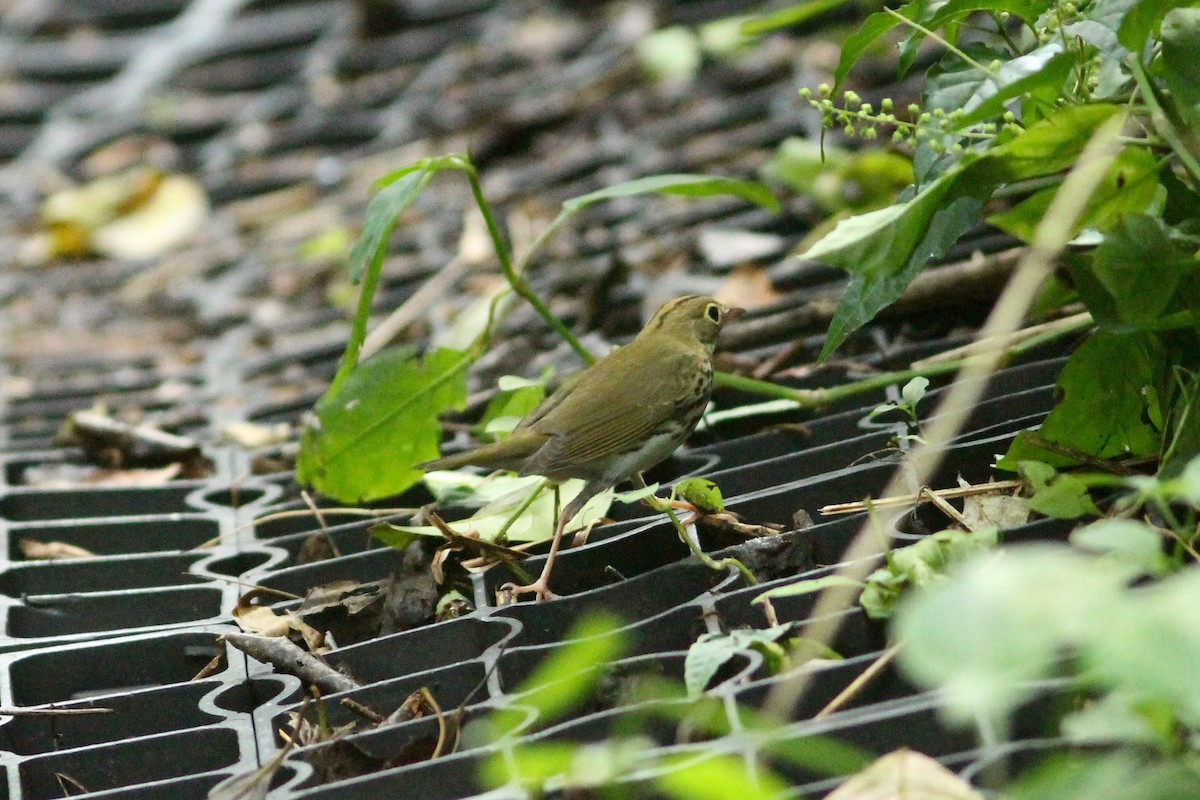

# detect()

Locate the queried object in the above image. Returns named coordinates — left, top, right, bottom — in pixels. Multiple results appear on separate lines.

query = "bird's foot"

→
left=498, top=579, right=559, bottom=604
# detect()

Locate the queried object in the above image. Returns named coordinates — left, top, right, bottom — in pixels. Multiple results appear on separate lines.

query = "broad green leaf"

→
left=348, top=168, right=434, bottom=283
left=1063, top=0, right=1138, bottom=59
left=953, top=47, right=1074, bottom=128
left=920, top=0, right=1045, bottom=31
left=1026, top=472, right=1101, bottom=518
left=924, top=43, right=1012, bottom=113
left=1160, top=8, right=1200, bottom=128
left=989, top=147, right=1161, bottom=243
left=819, top=193, right=984, bottom=359
left=562, top=174, right=778, bottom=214
left=978, top=104, right=1123, bottom=183
left=1000, top=331, right=1164, bottom=467
left=894, top=545, right=1127, bottom=723
left=832, top=6, right=917, bottom=93
left=1118, top=0, right=1193, bottom=51
left=1090, top=215, right=1189, bottom=328
left=1069, top=519, right=1167, bottom=574
left=809, top=105, right=1120, bottom=359
left=514, top=613, right=628, bottom=724
left=1061, top=691, right=1165, bottom=745
left=478, top=380, right=546, bottom=439
left=1084, top=569, right=1200, bottom=724
left=296, top=347, right=469, bottom=503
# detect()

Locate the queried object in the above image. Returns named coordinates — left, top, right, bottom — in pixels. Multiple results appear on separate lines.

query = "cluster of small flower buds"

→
left=799, top=85, right=1024, bottom=152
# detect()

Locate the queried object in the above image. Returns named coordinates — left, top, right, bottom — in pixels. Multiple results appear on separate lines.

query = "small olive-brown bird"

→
left=420, top=295, right=738, bottom=601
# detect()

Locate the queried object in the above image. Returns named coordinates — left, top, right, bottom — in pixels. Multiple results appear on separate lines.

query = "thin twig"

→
left=0, top=706, right=112, bottom=717
left=922, top=487, right=970, bottom=528
left=224, top=632, right=360, bottom=695
left=815, top=644, right=901, bottom=719
left=422, top=688, right=450, bottom=759
left=818, top=480, right=1022, bottom=516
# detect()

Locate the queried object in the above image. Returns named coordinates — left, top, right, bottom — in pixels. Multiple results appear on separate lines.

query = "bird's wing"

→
left=519, top=345, right=683, bottom=479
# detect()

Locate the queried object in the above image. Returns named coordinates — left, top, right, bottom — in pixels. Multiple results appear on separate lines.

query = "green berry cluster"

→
left=799, top=85, right=1025, bottom=152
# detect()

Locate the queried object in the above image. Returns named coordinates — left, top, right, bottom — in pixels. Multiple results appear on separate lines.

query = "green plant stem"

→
left=660, top=501, right=757, bottom=586
left=460, top=166, right=596, bottom=366
left=714, top=307, right=1095, bottom=410
left=884, top=6, right=998, bottom=78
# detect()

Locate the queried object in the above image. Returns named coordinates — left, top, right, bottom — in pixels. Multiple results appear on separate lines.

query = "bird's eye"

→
left=705, top=303, right=721, bottom=323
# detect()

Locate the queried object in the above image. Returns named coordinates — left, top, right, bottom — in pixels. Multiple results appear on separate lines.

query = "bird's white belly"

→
left=601, top=429, right=686, bottom=486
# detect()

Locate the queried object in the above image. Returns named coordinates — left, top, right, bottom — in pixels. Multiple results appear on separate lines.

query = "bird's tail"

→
left=418, top=433, right=542, bottom=473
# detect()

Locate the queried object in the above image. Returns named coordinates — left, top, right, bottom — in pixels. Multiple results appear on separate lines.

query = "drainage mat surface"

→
left=0, top=1, right=1082, bottom=798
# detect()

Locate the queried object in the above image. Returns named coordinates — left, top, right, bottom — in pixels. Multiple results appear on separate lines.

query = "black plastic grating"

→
left=0, top=0, right=1076, bottom=798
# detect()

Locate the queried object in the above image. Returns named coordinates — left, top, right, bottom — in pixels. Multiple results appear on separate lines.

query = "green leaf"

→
left=1090, top=215, right=1189, bottom=328
left=1160, top=9, right=1200, bottom=122
left=296, top=347, right=469, bottom=503
left=989, top=147, right=1161, bottom=244
left=1000, top=331, right=1164, bottom=468
left=893, top=545, right=1128, bottom=723
left=924, top=43, right=1011, bottom=113
left=819, top=192, right=984, bottom=359
left=377, top=477, right=613, bottom=543
left=348, top=168, right=434, bottom=284
left=1026, top=472, right=1102, bottom=519
left=1118, top=0, right=1193, bottom=51
left=979, top=104, right=1123, bottom=183
left=901, top=376, right=930, bottom=408
left=1069, top=519, right=1166, bottom=574
left=1062, top=0, right=1138, bottom=59
left=920, top=0, right=1044, bottom=30
left=860, top=527, right=999, bottom=620
left=478, top=379, right=547, bottom=439
left=809, top=104, right=1121, bottom=359
left=953, top=46, right=1074, bottom=128
left=753, top=574, right=864, bottom=603
left=832, top=6, right=917, bottom=93
left=1084, top=568, right=1200, bottom=724
left=674, top=478, right=724, bottom=513
left=488, top=613, right=627, bottom=740
left=656, top=753, right=791, bottom=800
left=562, top=174, right=779, bottom=214
left=685, top=624, right=803, bottom=695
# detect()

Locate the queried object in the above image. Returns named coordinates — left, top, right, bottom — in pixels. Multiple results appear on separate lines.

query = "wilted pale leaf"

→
left=827, top=748, right=983, bottom=800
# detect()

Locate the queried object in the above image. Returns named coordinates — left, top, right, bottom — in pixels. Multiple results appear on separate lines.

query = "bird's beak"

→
left=724, top=306, right=745, bottom=321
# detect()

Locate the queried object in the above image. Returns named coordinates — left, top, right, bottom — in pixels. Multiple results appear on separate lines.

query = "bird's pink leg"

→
left=501, top=484, right=593, bottom=602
